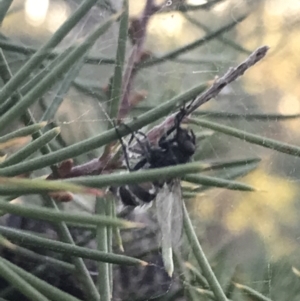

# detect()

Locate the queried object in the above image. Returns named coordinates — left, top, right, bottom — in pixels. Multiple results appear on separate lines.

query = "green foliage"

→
left=0, top=1, right=298, bottom=301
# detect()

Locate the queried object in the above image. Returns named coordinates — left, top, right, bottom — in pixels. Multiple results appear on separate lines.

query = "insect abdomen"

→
left=118, top=184, right=156, bottom=206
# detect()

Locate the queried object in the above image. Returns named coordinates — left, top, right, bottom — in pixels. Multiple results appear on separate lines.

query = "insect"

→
left=117, top=108, right=196, bottom=206
left=113, top=107, right=196, bottom=276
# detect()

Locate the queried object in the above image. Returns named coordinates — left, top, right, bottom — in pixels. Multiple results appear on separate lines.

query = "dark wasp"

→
left=111, top=106, right=197, bottom=277
left=115, top=107, right=196, bottom=207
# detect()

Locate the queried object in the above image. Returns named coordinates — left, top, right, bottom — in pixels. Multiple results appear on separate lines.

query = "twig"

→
left=186, top=45, right=269, bottom=114
left=118, top=0, right=159, bottom=120
left=144, top=46, right=269, bottom=142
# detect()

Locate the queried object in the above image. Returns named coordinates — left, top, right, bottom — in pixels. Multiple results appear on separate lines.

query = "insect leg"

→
left=132, top=157, right=148, bottom=171
left=119, top=124, right=152, bottom=162
left=158, top=107, right=186, bottom=149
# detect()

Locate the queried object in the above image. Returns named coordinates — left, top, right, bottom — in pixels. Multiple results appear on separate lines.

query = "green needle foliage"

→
left=0, top=2, right=298, bottom=301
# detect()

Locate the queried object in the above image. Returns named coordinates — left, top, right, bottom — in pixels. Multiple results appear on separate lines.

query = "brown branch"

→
left=118, top=0, right=159, bottom=120
left=186, top=45, right=269, bottom=115
left=144, top=46, right=270, bottom=143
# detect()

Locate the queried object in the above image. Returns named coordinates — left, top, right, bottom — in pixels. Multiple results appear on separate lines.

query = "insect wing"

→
left=170, top=178, right=183, bottom=248
left=155, top=179, right=183, bottom=277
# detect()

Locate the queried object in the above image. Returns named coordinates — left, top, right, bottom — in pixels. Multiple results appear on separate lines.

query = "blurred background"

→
left=2, top=0, right=300, bottom=298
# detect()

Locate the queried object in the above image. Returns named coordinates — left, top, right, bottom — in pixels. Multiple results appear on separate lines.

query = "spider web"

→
left=2, top=0, right=300, bottom=300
